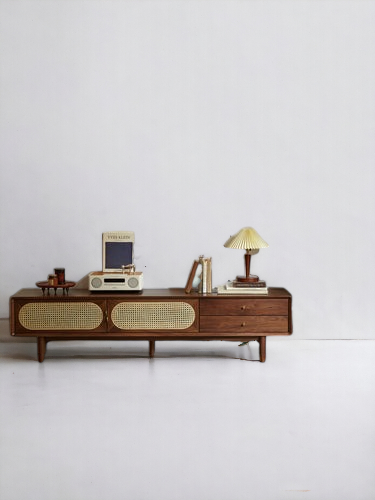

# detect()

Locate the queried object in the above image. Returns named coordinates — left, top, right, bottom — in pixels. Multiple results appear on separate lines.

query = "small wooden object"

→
left=36, top=281, right=76, bottom=296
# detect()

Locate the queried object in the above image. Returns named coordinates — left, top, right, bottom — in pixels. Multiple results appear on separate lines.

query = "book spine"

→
left=198, top=256, right=203, bottom=293
left=206, top=257, right=212, bottom=293
left=202, top=258, right=207, bottom=293
left=230, top=281, right=267, bottom=288
left=198, top=256, right=212, bottom=294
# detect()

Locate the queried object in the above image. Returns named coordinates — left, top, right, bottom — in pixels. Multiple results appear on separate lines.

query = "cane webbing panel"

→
left=19, top=302, right=103, bottom=330
left=111, top=302, right=195, bottom=330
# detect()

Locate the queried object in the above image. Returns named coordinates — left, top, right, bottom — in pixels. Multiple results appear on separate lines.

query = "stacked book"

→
left=199, top=256, right=212, bottom=294
left=217, top=280, right=268, bottom=295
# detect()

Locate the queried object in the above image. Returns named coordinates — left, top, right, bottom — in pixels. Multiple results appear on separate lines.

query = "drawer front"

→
left=17, top=301, right=105, bottom=332
left=108, top=300, right=199, bottom=332
left=200, top=298, right=289, bottom=316
left=200, top=315, right=289, bottom=334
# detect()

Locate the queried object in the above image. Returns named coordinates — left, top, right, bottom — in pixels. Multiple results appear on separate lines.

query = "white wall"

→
left=1, top=0, right=374, bottom=339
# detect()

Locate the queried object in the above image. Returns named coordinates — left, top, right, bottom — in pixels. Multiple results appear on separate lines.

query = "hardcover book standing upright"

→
left=102, top=231, right=134, bottom=272
left=185, top=256, right=212, bottom=294
left=199, top=256, right=212, bottom=294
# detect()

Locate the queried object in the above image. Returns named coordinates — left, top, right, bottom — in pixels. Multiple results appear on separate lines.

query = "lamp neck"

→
left=244, top=252, right=251, bottom=278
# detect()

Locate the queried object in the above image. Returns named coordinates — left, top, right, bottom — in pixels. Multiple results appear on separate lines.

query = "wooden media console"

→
left=10, top=288, right=292, bottom=362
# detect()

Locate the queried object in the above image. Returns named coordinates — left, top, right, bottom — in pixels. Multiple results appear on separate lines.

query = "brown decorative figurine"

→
left=54, top=268, right=65, bottom=285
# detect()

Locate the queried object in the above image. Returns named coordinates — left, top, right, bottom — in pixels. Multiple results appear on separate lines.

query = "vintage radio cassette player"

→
left=89, top=231, right=143, bottom=292
left=89, top=270, right=143, bottom=291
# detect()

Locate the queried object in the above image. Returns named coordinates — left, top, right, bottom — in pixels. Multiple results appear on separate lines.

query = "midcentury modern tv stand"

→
left=10, top=288, right=292, bottom=362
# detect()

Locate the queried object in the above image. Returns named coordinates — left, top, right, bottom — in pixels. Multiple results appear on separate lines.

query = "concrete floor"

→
left=1, top=339, right=374, bottom=500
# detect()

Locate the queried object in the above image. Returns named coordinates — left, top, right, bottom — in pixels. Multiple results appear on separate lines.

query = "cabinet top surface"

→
left=11, top=287, right=292, bottom=299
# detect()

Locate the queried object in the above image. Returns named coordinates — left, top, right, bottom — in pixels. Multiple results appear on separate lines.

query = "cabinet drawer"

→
left=200, top=298, right=289, bottom=316
left=200, top=315, right=289, bottom=334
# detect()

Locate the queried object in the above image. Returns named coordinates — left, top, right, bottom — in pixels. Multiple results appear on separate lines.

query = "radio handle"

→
left=121, top=264, right=135, bottom=274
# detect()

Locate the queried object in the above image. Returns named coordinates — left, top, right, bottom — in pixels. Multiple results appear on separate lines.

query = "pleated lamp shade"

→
left=224, top=227, right=269, bottom=250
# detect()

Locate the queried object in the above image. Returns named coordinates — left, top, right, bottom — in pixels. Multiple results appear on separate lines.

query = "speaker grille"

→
left=127, top=277, right=139, bottom=288
left=19, top=302, right=103, bottom=330
left=111, top=302, right=195, bottom=330
left=91, top=277, right=102, bottom=288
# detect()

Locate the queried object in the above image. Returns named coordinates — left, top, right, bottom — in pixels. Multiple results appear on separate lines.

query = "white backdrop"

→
left=1, top=0, right=374, bottom=339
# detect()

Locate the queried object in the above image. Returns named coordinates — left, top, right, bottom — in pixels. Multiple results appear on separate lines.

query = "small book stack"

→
left=217, top=280, right=268, bottom=295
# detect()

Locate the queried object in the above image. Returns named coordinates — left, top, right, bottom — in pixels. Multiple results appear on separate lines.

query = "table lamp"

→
left=224, top=227, right=269, bottom=283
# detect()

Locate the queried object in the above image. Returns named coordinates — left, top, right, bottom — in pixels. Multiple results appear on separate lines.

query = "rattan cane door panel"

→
left=107, top=299, right=199, bottom=334
left=14, top=300, right=106, bottom=334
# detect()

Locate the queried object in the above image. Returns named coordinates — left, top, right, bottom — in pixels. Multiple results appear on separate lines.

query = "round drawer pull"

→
left=241, top=322, right=246, bottom=327
left=241, top=305, right=246, bottom=310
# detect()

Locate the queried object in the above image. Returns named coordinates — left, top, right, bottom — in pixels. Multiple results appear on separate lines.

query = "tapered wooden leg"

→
left=149, top=340, right=155, bottom=358
left=259, top=336, right=266, bottom=363
left=38, top=337, right=46, bottom=363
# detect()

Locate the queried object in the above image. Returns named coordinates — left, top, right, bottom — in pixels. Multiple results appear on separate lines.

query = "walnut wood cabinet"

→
left=10, top=288, right=292, bottom=362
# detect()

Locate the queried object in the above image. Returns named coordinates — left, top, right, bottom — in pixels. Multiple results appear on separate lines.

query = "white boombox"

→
left=89, top=271, right=143, bottom=291
left=89, top=231, right=144, bottom=292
